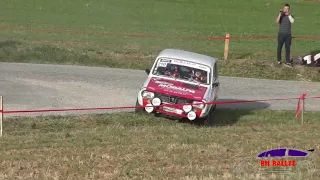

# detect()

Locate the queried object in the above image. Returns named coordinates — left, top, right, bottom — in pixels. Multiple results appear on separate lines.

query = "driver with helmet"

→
left=191, top=69, right=206, bottom=83
left=164, top=64, right=180, bottom=78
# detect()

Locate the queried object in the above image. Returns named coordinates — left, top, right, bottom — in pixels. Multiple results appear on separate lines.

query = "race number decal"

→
left=158, top=62, right=168, bottom=67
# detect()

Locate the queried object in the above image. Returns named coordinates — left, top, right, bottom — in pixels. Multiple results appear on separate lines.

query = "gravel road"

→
left=1, top=62, right=320, bottom=118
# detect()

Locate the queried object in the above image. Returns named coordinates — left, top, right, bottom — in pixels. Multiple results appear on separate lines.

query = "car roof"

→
left=156, top=49, right=216, bottom=67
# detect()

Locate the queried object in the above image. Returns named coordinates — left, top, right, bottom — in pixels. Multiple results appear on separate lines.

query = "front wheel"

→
left=134, top=99, right=145, bottom=114
left=198, top=105, right=216, bottom=126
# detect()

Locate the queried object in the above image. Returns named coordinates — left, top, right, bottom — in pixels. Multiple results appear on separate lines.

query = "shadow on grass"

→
left=213, top=98, right=270, bottom=126
left=236, top=53, right=252, bottom=59
left=0, top=40, right=21, bottom=48
left=182, top=99, right=270, bottom=127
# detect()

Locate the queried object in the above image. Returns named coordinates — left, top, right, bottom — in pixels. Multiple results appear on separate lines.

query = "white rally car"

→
left=135, top=49, right=220, bottom=125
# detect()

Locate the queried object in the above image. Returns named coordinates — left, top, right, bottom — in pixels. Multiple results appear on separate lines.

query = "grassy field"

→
left=0, top=0, right=320, bottom=81
left=1, top=109, right=320, bottom=179
left=1, top=1, right=320, bottom=179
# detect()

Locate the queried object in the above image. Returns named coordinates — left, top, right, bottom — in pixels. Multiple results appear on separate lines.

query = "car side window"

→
left=213, top=62, right=217, bottom=82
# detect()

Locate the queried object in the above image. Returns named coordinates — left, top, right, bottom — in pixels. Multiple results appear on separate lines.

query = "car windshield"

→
left=152, top=58, right=211, bottom=85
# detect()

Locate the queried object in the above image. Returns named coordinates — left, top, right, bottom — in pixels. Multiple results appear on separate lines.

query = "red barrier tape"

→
left=3, top=106, right=137, bottom=114
left=1, top=94, right=319, bottom=118
left=0, top=96, right=303, bottom=114
left=1, top=26, right=320, bottom=41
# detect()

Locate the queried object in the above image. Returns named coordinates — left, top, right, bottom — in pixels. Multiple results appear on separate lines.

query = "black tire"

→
left=198, top=105, right=216, bottom=126
left=211, top=104, right=217, bottom=112
left=134, top=99, right=145, bottom=114
left=203, top=109, right=215, bottom=126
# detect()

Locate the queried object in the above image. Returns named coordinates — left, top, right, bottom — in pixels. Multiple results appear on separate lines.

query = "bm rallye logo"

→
left=232, top=148, right=317, bottom=178
left=258, top=148, right=314, bottom=167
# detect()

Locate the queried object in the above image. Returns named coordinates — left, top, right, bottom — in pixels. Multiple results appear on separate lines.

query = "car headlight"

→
left=182, top=105, right=192, bottom=113
left=142, top=91, right=155, bottom=99
left=192, top=101, right=204, bottom=109
left=152, top=97, right=161, bottom=106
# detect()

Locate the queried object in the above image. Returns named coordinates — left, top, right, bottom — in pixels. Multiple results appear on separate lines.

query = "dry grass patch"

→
left=0, top=110, right=320, bottom=179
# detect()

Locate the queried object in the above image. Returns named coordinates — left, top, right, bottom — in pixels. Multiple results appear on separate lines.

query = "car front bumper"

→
left=137, top=88, right=210, bottom=120
left=143, top=100, right=206, bottom=121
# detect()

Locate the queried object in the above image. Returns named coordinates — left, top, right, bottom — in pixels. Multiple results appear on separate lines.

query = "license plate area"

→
left=162, top=106, right=183, bottom=115
left=163, top=106, right=175, bottom=112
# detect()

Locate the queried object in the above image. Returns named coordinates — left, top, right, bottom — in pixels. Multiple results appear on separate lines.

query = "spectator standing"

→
left=276, top=4, right=295, bottom=67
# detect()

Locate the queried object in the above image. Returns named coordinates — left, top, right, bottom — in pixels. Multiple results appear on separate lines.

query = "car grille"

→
left=155, top=92, right=193, bottom=104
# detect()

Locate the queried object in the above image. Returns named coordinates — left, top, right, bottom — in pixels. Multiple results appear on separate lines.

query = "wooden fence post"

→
left=224, top=33, right=230, bottom=60
left=301, top=97, right=305, bottom=125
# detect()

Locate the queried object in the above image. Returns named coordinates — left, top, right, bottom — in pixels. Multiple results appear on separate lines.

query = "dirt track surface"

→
left=1, top=62, right=320, bottom=118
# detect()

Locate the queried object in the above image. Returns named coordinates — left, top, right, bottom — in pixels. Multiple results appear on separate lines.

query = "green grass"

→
left=1, top=109, right=320, bottom=179
left=0, top=0, right=320, bottom=81
left=1, top=1, right=320, bottom=179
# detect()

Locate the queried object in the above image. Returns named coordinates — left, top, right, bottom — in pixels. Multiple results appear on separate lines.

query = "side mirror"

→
left=145, top=68, right=150, bottom=75
left=212, top=82, right=219, bottom=87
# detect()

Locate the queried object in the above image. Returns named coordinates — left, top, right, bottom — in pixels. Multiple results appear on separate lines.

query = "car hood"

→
left=146, top=77, right=208, bottom=101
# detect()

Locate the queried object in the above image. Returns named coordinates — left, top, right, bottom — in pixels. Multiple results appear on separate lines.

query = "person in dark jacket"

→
left=276, top=4, right=295, bottom=67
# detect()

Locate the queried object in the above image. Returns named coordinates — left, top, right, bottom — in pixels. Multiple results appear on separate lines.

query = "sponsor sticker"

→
left=156, top=59, right=171, bottom=67
left=172, top=59, right=196, bottom=66
left=170, top=59, right=210, bottom=72
left=154, top=80, right=173, bottom=86
left=198, top=65, right=209, bottom=71
left=159, top=59, right=171, bottom=62
left=158, top=62, right=168, bottom=67
left=158, top=84, right=195, bottom=94
left=157, top=62, right=168, bottom=67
